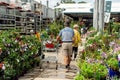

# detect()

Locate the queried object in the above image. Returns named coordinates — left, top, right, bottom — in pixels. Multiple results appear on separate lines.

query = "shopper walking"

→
left=57, top=20, right=74, bottom=72
left=72, top=24, right=81, bottom=60
left=80, top=20, right=87, bottom=38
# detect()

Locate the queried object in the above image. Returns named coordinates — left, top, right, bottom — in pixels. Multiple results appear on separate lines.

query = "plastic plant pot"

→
left=109, top=68, right=119, bottom=78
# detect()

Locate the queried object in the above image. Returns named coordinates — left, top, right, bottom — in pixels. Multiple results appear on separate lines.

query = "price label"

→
left=104, top=12, right=110, bottom=23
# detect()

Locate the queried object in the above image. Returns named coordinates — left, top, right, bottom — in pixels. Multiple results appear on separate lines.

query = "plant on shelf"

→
left=0, top=29, right=41, bottom=79
left=107, top=58, right=119, bottom=71
left=76, top=25, right=120, bottom=79
left=77, top=60, right=107, bottom=79
left=48, top=22, right=61, bottom=37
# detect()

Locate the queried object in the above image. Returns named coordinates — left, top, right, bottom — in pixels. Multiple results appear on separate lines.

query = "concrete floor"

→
left=19, top=48, right=79, bottom=80
left=19, top=34, right=87, bottom=80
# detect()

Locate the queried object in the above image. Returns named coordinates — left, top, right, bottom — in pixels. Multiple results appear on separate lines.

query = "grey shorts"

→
left=62, top=42, right=73, bottom=57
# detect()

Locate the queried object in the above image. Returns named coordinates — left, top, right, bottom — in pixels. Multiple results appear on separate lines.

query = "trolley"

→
left=39, top=39, right=59, bottom=70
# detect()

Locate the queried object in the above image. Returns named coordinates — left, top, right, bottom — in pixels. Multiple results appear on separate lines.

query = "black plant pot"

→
left=21, top=72, right=24, bottom=76
left=99, top=76, right=106, bottom=80
left=0, top=75, right=4, bottom=80
left=0, top=70, right=4, bottom=75
left=36, top=61, right=40, bottom=66
left=11, top=75, right=18, bottom=80
left=23, top=69, right=27, bottom=74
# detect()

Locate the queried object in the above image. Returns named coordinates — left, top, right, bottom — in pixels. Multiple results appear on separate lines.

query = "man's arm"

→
left=56, top=30, right=62, bottom=41
left=56, top=35, right=60, bottom=41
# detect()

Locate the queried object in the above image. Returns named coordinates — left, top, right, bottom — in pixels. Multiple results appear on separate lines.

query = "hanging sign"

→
left=104, top=1, right=112, bottom=23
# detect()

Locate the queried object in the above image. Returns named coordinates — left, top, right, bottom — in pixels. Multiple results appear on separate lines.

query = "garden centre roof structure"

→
left=55, top=2, right=120, bottom=19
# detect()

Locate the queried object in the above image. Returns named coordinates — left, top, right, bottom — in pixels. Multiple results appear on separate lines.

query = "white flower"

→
left=98, top=49, right=101, bottom=51
left=20, top=36, right=22, bottom=38
left=109, top=41, right=115, bottom=47
left=2, top=38, right=5, bottom=42
left=17, top=59, right=20, bottom=63
left=15, top=48, right=18, bottom=51
left=118, top=54, right=120, bottom=61
left=24, top=48, right=27, bottom=51
left=31, top=52, right=33, bottom=54
left=99, top=40, right=102, bottom=43
left=8, top=51, right=10, bottom=54
left=2, top=64, right=5, bottom=70
left=15, top=40, right=18, bottom=43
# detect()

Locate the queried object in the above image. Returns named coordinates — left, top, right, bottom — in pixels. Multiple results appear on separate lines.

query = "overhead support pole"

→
left=93, top=0, right=99, bottom=31
left=93, top=0, right=105, bottom=34
left=46, top=0, right=49, bottom=18
left=99, top=0, right=105, bottom=34
left=34, top=3, right=37, bottom=33
left=40, top=0, right=42, bottom=32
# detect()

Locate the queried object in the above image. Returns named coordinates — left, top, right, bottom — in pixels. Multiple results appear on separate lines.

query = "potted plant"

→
left=107, top=58, right=119, bottom=78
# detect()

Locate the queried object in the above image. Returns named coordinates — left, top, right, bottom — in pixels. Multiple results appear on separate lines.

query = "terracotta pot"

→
left=0, top=63, right=3, bottom=69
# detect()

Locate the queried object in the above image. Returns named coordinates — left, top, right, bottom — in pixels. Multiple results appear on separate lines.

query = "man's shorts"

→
left=62, top=42, right=73, bottom=57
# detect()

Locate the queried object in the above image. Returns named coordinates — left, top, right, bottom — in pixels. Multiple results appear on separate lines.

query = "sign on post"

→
left=104, top=12, right=111, bottom=23
left=105, top=1, right=112, bottom=13
left=104, top=1, right=112, bottom=23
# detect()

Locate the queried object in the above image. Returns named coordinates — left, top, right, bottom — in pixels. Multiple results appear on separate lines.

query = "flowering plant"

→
left=0, top=30, right=41, bottom=79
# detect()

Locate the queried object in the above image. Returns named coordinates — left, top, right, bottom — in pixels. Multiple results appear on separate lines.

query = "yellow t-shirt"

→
left=73, top=29, right=81, bottom=47
left=35, top=32, right=41, bottom=42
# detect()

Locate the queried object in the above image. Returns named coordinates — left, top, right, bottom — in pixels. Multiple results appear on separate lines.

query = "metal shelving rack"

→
left=25, top=11, right=35, bottom=34
left=0, top=2, right=15, bottom=30
left=0, top=14, right=16, bottom=29
left=0, top=1, right=42, bottom=34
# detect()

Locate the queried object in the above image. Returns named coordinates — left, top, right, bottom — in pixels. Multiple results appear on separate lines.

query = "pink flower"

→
left=102, top=52, right=107, bottom=58
left=118, top=54, right=120, bottom=61
left=109, top=41, right=115, bottom=47
left=114, top=46, right=120, bottom=53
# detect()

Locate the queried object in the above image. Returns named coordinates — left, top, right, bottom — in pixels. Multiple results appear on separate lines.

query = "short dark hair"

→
left=64, top=19, right=71, bottom=27
left=64, top=22, right=69, bottom=26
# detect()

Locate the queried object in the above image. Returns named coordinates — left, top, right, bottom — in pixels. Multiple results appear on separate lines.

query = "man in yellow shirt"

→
left=72, top=24, right=81, bottom=60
